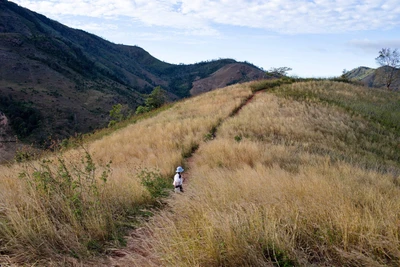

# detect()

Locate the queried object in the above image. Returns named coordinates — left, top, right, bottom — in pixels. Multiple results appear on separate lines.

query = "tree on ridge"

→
left=375, top=48, right=400, bottom=91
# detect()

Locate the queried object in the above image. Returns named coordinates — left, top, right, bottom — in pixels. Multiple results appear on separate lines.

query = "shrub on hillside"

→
left=250, top=77, right=295, bottom=92
left=108, top=103, right=131, bottom=127
left=9, top=149, right=115, bottom=258
left=138, top=168, right=172, bottom=200
left=135, top=86, right=168, bottom=114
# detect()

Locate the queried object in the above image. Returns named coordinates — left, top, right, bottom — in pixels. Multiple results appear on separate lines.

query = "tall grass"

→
left=220, top=90, right=400, bottom=171
left=2, top=80, right=399, bottom=266
left=273, top=80, right=400, bottom=135
left=0, top=83, right=253, bottom=264
left=88, top=83, right=253, bottom=176
left=143, top=82, right=400, bottom=266
left=249, top=77, right=295, bottom=92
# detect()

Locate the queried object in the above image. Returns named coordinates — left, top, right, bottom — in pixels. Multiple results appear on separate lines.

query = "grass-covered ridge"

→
left=0, top=83, right=253, bottom=265
left=142, top=80, right=400, bottom=266
left=273, top=80, right=400, bottom=134
left=271, top=81, right=400, bottom=170
left=1, top=79, right=400, bottom=266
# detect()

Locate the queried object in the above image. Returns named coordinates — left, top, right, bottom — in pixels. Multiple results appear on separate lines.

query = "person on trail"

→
left=173, top=166, right=184, bottom=193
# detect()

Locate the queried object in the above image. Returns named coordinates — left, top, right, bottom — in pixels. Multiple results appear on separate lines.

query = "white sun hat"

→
left=176, top=166, right=184, bottom=172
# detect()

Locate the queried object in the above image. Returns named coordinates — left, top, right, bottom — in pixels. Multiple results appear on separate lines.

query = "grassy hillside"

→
left=0, top=79, right=399, bottom=266
left=141, top=81, right=400, bottom=266
left=0, top=82, right=253, bottom=265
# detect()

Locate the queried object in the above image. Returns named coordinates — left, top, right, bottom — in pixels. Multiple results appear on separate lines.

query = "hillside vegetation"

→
left=0, top=0, right=265, bottom=145
left=345, top=66, right=400, bottom=90
left=140, top=81, right=400, bottom=266
left=1, top=80, right=400, bottom=266
left=0, top=83, right=253, bottom=265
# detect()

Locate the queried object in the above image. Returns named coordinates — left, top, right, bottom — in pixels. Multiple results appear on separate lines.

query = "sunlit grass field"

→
left=1, top=80, right=400, bottom=266
left=143, top=81, right=400, bottom=266
left=0, top=83, right=253, bottom=264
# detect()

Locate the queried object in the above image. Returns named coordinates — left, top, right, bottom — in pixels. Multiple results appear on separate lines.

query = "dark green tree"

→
left=108, top=104, right=131, bottom=127
left=145, top=86, right=167, bottom=109
left=136, top=86, right=168, bottom=114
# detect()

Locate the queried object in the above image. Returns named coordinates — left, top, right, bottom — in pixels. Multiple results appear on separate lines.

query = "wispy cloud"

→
left=64, top=21, right=119, bottom=32
left=14, top=0, right=400, bottom=35
left=349, top=39, right=400, bottom=52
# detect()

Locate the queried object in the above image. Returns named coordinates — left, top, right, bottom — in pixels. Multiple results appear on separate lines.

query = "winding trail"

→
left=93, top=90, right=264, bottom=267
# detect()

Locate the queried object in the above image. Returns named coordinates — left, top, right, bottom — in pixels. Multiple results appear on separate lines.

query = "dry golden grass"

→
left=144, top=86, right=400, bottom=266
left=0, top=83, right=253, bottom=264
left=220, top=91, right=400, bottom=169
left=1, top=80, right=399, bottom=266
left=275, top=80, right=400, bottom=140
left=88, top=82, right=252, bottom=176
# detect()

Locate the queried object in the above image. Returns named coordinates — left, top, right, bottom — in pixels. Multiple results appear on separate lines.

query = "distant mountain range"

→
left=0, top=0, right=266, bottom=145
left=344, top=66, right=400, bottom=90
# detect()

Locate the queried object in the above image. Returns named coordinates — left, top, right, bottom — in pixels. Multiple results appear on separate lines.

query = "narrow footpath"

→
left=92, top=90, right=264, bottom=267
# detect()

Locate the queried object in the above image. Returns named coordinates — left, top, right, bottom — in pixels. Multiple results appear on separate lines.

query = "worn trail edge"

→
left=95, top=90, right=264, bottom=267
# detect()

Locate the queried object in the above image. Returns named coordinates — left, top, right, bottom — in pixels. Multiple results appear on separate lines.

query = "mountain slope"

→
left=344, top=66, right=375, bottom=80
left=190, top=63, right=265, bottom=95
left=345, top=66, right=400, bottom=89
left=0, top=0, right=266, bottom=145
left=1, top=79, right=400, bottom=266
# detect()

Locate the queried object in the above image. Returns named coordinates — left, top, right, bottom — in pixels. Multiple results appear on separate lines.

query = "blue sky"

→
left=13, top=0, right=400, bottom=77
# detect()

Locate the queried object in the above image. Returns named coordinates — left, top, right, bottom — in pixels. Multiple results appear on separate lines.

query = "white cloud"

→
left=14, top=0, right=400, bottom=35
left=65, top=21, right=119, bottom=32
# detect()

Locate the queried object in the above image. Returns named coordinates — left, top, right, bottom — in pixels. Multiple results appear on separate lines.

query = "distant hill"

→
left=0, top=0, right=266, bottom=146
left=344, top=66, right=375, bottom=80
left=190, top=63, right=265, bottom=95
left=344, top=66, right=400, bottom=90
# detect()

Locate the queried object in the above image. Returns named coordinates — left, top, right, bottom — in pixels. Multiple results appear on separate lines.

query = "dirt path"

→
left=95, top=90, right=263, bottom=267
left=93, top=227, right=160, bottom=267
left=97, top=160, right=197, bottom=266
